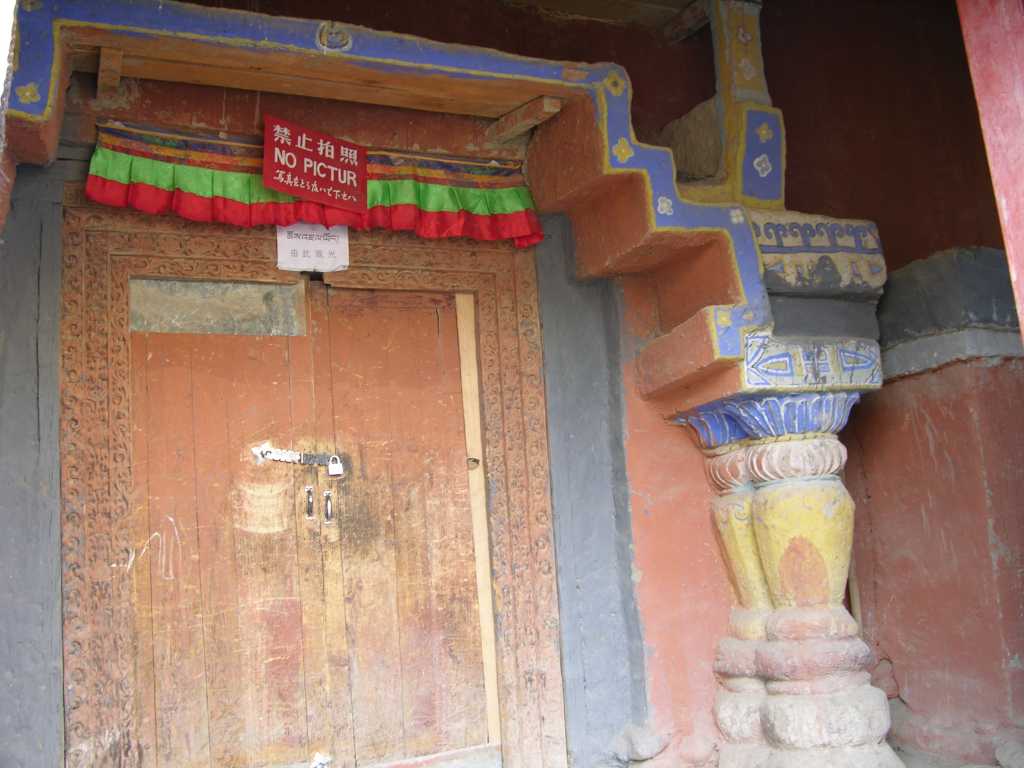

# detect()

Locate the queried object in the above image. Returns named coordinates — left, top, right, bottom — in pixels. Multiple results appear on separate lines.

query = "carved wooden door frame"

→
left=59, top=185, right=566, bottom=768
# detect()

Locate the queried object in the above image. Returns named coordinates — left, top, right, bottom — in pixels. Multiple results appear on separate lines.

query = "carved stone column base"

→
left=722, top=742, right=904, bottom=768
left=715, top=684, right=766, bottom=743
left=719, top=743, right=773, bottom=768
left=762, top=685, right=891, bottom=749
left=762, top=743, right=904, bottom=768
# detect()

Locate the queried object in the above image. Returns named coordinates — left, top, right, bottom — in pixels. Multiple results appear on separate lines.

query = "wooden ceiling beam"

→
left=65, top=28, right=580, bottom=119
left=486, top=96, right=563, bottom=143
left=663, top=0, right=710, bottom=42
left=96, top=48, right=123, bottom=100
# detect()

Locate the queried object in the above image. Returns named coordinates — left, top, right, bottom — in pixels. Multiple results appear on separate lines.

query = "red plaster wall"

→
left=618, top=275, right=734, bottom=762
left=844, top=358, right=1024, bottom=763
left=957, top=0, right=1024, bottom=331
left=761, top=0, right=1005, bottom=270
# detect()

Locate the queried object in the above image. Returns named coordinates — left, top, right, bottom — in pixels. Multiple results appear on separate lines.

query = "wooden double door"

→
left=129, top=281, right=498, bottom=767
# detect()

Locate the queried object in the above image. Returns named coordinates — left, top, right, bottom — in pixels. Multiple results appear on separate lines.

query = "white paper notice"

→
left=276, top=222, right=350, bottom=272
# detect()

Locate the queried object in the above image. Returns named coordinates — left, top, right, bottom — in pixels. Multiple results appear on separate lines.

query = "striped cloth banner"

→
left=85, top=121, right=544, bottom=248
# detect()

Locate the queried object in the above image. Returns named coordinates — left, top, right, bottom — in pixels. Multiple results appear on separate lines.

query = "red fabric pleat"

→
left=85, top=175, right=544, bottom=248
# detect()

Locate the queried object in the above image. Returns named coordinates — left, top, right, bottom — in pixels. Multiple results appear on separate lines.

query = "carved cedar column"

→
left=682, top=393, right=901, bottom=768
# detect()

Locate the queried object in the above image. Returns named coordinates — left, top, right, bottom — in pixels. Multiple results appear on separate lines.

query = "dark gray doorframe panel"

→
left=535, top=215, right=648, bottom=768
left=0, top=157, right=87, bottom=767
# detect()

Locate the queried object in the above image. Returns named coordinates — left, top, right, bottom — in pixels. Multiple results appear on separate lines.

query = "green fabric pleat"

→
left=367, top=178, right=535, bottom=214
left=89, top=146, right=292, bottom=204
left=89, top=146, right=537, bottom=214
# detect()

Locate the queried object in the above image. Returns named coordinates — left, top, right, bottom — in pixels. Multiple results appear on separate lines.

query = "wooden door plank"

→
left=326, top=289, right=406, bottom=764
left=455, top=294, right=502, bottom=746
left=225, top=336, right=310, bottom=767
left=326, top=289, right=414, bottom=763
left=310, top=283, right=357, bottom=766
left=287, top=285, right=334, bottom=760
left=367, top=743, right=501, bottom=768
left=189, top=336, right=250, bottom=767
left=326, top=289, right=488, bottom=762
left=420, top=298, right=487, bottom=754
left=128, top=333, right=158, bottom=768
left=141, top=334, right=212, bottom=767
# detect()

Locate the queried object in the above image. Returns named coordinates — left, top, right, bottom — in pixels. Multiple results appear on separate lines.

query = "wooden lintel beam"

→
left=664, top=0, right=710, bottom=43
left=486, top=96, right=563, bottom=144
left=97, top=47, right=123, bottom=99
left=65, top=28, right=585, bottom=119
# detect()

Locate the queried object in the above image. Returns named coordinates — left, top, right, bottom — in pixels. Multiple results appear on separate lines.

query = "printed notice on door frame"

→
left=276, top=222, right=350, bottom=273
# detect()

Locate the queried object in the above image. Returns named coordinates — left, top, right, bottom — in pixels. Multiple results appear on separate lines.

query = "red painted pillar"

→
left=957, top=0, right=1024, bottom=328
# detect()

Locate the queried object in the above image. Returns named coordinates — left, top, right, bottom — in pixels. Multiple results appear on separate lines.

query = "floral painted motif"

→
left=730, top=208, right=746, bottom=224
left=612, top=137, right=634, bottom=164
left=756, top=122, right=774, bottom=143
left=603, top=71, right=626, bottom=97
left=657, top=196, right=674, bottom=216
left=753, top=153, right=773, bottom=178
left=15, top=83, right=40, bottom=104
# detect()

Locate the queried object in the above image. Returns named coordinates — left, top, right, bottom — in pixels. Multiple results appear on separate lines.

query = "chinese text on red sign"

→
left=262, top=114, right=367, bottom=213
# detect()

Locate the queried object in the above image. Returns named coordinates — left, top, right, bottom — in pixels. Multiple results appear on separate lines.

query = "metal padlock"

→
left=327, top=455, right=344, bottom=477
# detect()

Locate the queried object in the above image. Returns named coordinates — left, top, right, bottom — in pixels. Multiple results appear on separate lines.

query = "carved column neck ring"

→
left=746, top=435, right=847, bottom=486
left=704, top=444, right=752, bottom=495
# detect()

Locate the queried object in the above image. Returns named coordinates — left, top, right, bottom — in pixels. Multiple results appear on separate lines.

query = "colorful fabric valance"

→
left=85, top=121, right=544, bottom=248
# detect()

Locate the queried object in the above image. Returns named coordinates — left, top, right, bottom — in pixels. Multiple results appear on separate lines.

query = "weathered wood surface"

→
left=136, top=334, right=212, bottom=766
left=96, top=47, right=123, bottom=99
left=275, top=744, right=501, bottom=768
left=456, top=293, right=502, bottom=745
left=60, top=194, right=567, bottom=768
left=486, top=97, right=563, bottom=144
left=325, top=288, right=488, bottom=763
left=310, top=283, right=358, bottom=765
left=132, top=332, right=313, bottom=767
left=67, top=27, right=580, bottom=120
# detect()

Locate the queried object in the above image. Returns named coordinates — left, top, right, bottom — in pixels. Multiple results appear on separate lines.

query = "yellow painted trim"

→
left=455, top=293, right=502, bottom=748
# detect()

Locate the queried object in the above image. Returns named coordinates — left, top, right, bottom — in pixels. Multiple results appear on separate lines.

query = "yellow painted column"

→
left=703, top=443, right=771, bottom=761
left=682, top=394, right=902, bottom=768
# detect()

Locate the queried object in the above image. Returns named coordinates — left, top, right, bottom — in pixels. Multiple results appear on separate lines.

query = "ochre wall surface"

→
left=618, top=274, right=733, bottom=760
left=844, top=358, right=1024, bottom=763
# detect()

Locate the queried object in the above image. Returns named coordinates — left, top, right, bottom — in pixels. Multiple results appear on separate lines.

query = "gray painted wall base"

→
left=535, top=215, right=647, bottom=768
left=878, top=247, right=1023, bottom=380
left=882, top=328, right=1024, bottom=380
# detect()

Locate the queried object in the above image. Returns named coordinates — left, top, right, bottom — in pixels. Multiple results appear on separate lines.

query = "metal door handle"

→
left=323, top=490, right=333, bottom=523
left=305, top=486, right=315, bottom=518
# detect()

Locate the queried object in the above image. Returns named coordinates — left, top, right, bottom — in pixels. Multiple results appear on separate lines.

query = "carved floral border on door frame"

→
left=59, top=185, right=566, bottom=768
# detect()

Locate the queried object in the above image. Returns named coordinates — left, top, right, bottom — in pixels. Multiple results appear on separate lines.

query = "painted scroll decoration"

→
left=85, top=121, right=544, bottom=247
